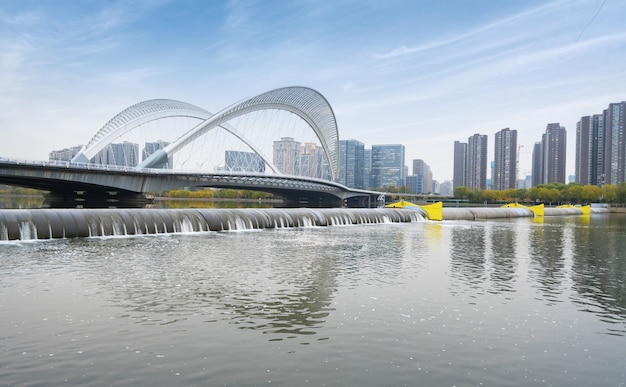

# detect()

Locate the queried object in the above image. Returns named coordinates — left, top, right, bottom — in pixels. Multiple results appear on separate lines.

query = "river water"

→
left=1, top=213, right=625, bottom=386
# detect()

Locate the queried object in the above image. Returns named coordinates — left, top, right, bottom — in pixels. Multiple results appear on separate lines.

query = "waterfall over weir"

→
left=0, top=208, right=425, bottom=241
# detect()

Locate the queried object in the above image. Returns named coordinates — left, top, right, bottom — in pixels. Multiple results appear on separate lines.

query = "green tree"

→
left=547, top=188, right=561, bottom=204
left=581, top=185, right=602, bottom=203
left=515, top=188, right=528, bottom=202
left=527, top=187, right=540, bottom=202
left=563, top=184, right=583, bottom=203
left=482, top=189, right=499, bottom=203
left=216, top=189, right=238, bottom=199
left=602, top=184, right=618, bottom=203
left=617, top=183, right=626, bottom=203
left=454, top=186, right=470, bottom=200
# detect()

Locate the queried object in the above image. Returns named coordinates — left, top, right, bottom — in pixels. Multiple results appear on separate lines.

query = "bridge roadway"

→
left=0, top=159, right=382, bottom=208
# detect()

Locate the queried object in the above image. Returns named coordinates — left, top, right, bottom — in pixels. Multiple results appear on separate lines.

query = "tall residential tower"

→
left=493, top=128, right=517, bottom=190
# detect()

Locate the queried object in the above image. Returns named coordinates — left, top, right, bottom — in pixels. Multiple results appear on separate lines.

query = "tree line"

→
left=376, top=182, right=626, bottom=205
left=164, top=188, right=274, bottom=200
left=452, top=182, right=626, bottom=205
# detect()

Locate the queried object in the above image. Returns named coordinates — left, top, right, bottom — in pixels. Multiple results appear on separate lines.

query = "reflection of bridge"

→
left=0, top=86, right=383, bottom=208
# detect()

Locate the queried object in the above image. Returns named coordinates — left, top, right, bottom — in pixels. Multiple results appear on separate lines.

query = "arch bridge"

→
left=1, top=87, right=384, bottom=208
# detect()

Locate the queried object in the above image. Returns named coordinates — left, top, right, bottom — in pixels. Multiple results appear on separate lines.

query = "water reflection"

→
left=154, top=199, right=275, bottom=209
left=449, top=221, right=520, bottom=296
left=570, top=215, right=626, bottom=335
left=528, top=220, right=568, bottom=304
left=0, top=196, right=44, bottom=209
left=488, top=221, right=517, bottom=294
left=75, top=232, right=341, bottom=342
left=2, top=215, right=626, bottom=386
left=450, top=224, right=487, bottom=292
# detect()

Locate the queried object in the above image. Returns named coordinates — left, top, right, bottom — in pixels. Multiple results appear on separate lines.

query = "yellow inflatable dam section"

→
left=385, top=200, right=443, bottom=221
left=419, top=201, right=443, bottom=221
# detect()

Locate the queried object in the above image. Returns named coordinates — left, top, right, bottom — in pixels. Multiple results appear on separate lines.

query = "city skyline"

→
left=44, top=101, right=625, bottom=192
left=1, top=1, right=625, bottom=181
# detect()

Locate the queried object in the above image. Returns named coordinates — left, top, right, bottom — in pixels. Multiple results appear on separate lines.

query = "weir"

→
left=0, top=208, right=426, bottom=241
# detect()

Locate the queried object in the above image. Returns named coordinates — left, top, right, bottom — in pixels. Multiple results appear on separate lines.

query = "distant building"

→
left=540, top=123, right=567, bottom=184
left=299, top=142, right=326, bottom=179
left=466, top=133, right=488, bottom=190
left=603, top=101, right=626, bottom=185
left=371, top=144, right=405, bottom=188
left=531, top=142, right=542, bottom=187
left=439, top=180, right=453, bottom=196
left=431, top=179, right=440, bottom=195
left=409, top=159, right=432, bottom=194
left=574, top=100, right=626, bottom=186
left=405, top=175, right=417, bottom=194
left=93, top=142, right=139, bottom=167
left=575, top=114, right=603, bottom=185
left=363, top=148, right=372, bottom=189
left=225, top=150, right=265, bottom=173
left=338, top=139, right=365, bottom=189
left=273, top=137, right=300, bottom=175
left=493, top=128, right=517, bottom=190
left=49, top=145, right=82, bottom=162
left=453, top=141, right=467, bottom=189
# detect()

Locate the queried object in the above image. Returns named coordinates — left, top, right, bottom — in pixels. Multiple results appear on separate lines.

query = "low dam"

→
left=0, top=208, right=426, bottom=241
left=440, top=206, right=608, bottom=220
left=0, top=206, right=611, bottom=241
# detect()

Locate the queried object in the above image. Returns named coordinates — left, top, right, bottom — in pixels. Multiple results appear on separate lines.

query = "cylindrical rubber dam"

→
left=0, top=208, right=426, bottom=241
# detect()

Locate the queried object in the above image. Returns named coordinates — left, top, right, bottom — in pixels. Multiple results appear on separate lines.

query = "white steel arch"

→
left=72, top=99, right=210, bottom=163
left=72, top=99, right=281, bottom=173
left=74, top=87, right=340, bottom=181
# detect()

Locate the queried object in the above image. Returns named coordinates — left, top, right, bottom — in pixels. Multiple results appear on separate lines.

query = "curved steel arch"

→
left=75, top=87, right=340, bottom=181
left=155, top=86, right=340, bottom=181
left=72, top=99, right=212, bottom=163
left=72, top=99, right=281, bottom=173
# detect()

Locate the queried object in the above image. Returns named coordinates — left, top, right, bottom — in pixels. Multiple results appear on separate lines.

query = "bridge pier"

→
left=344, top=195, right=382, bottom=208
left=44, top=191, right=154, bottom=208
left=281, top=194, right=344, bottom=208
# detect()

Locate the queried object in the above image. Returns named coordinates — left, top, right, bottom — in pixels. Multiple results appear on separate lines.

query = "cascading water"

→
left=0, top=208, right=425, bottom=241
left=19, top=221, right=37, bottom=240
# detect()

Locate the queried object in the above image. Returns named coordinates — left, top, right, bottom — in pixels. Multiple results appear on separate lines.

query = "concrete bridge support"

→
left=44, top=190, right=154, bottom=208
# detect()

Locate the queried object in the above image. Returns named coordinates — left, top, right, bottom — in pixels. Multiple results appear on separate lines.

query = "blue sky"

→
left=1, top=0, right=625, bottom=182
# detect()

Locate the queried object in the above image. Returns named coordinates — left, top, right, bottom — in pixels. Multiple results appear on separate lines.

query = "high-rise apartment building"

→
left=575, top=115, right=603, bottom=185
left=603, top=101, right=626, bottom=185
left=539, top=123, right=567, bottom=184
left=371, top=144, right=405, bottom=189
left=466, top=134, right=488, bottom=190
left=338, top=139, right=365, bottom=189
left=493, top=128, right=517, bottom=190
left=273, top=137, right=300, bottom=175
left=531, top=142, right=542, bottom=187
left=299, top=142, right=325, bottom=179
left=453, top=141, right=467, bottom=189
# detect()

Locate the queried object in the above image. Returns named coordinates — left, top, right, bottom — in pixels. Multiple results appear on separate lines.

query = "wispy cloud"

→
left=375, top=0, right=567, bottom=59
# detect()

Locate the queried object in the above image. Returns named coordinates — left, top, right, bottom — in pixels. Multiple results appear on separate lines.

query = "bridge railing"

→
left=0, top=157, right=385, bottom=200
left=0, top=157, right=354, bottom=189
